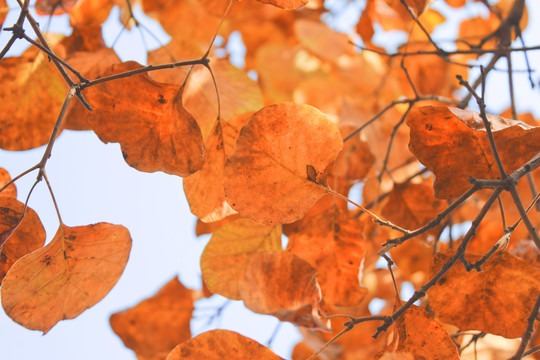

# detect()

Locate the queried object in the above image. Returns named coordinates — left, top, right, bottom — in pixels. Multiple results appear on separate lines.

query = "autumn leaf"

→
left=1, top=223, right=131, bottom=333
left=166, top=330, right=284, bottom=360
left=407, top=106, right=540, bottom=199
left=142, top=0, right=219, bottom=54
left=392, top=305, right=460, bottom=360
left=0, top=197, right=46, bottom=284
left=182, top=58, right=264, bottom=139
left=110, top=277, right=196, bottom=360
left=81, top=61, right=205, bottom=176
left=200, top=218, right=282, bottom=299
left=238, top=250, right=329, bottom=330
left=0, top=47, right=66, bottom=151
left=428, top=251, right=540, bottom=338
left=404, top=0, right=430, bottom=16
left=0, top=0, right=8, bottom=28
left=194, top=214, right=242, bottom=236
left=287, top=206, right=367, bottom=308
left=381, top=181, right=445, bottom=231
left=0, top=168, right=17, bottom=198
left=35, top=0, right=78, bottom=15
left=224, top=102, right=343, bottom=225
left=183, top=114, right=249, bottom=222
left=256, top=0, right=307, bottom=10
left=59, top=25, right=121, bottom=130
left=294, top=18, right=353, bottom=63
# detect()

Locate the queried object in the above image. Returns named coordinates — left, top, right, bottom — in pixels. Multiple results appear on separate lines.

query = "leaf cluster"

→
left=0, top=0, right=540, bottom=359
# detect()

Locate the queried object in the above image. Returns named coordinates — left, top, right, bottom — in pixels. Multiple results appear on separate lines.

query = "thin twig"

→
left=373, top=188, right=503, bottom=338
left=509, top=293, right=540, bottom=360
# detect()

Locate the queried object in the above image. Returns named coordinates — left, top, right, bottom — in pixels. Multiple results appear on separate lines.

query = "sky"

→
left=1, top=1, right=540, bottom=359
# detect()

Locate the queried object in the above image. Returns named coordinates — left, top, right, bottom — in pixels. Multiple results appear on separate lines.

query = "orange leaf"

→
left=0, top=48, right=66, bottom=150
left=407, top=106, right=540, bottom=199
left=182, top=59, right=264, bottom=139
left=393, top=305, right=459, bottom=360
left=256, top=0, right=307, bottom=10
left=68, top=0, right=116, bottom=26
left=82, top=61, right=204, bottom=176
left=238, top=250, right=330, bottom=330
left=404, top=0, right=430, bottom=15
left=59, top=26, right=121, bottom=130
left=0, top=197, right=46, bottom=284
left=0, top=0, right=8, bottom=28
left=0, top=168, right=17, bottom=198
left=224, top=103, right=343, bottom=225
left=110, top=277, right=195, bottom=360
left=287, top=206, right=367, bottom=307
left=200, top=218, right=282, bottom=299
left=194, top=214, right=242, bottom=236
left=381, top=181, right=445, bottom=230
left=142, top=0, right=218, bottom=54
left=35, top=0, right=78, bottom=15
left=294, top=19, right=353, bottom=63
left=1, top=223, right=131, bottom=333
left=183, top=114, right=249, bottom=222
left=166, top=330, right=283, bottom=360
left=428, top=251, right=540, bottom=338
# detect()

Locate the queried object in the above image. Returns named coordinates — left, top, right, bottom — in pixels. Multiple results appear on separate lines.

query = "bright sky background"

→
left=1, top=1, right=540, bottom=359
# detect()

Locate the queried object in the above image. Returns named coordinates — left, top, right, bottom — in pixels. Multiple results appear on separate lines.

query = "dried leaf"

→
left=0, top=197, right=46, bottom=284
left=166, top=330, right=283, bottom=360
left=1, top=223, right=131, bottom=333
left=183, top=114, right=249, bottom=222
left=0, top=0, right=8, bottom=27
left=82, top=61, right=204, bottom=176
left=224, top=103, right=343, bottom=225
left=201, top=218, right=282, bottom=300
left=238, top=250, right=329, bottom=330
left=428, top=251, right=540, bottom=338
left=294, top=19, right=353, bottom=63
left=287, top=206, right=367, bottom=307
left=407, top=106, right=540, bottom=199
left=182, top=59, right=264, bottom=139
left=256, top=0, right=307, bottom=10
left=110, top=277, right=195, bottom=360
left=381, top=181, right=445, bottom=230
left=393, top=305, right=460, bottom=360
left=0, top=48, right=66, bottom=150
left=0, top=168, right=17, bottom=198
left=35, top=0, right=78, bottom=15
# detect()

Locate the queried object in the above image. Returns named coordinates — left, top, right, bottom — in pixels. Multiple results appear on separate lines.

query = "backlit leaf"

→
left=0, top=168, right=17, bottom=198
left=81, top=61, right=204, bottom=176
left=407, top=106, right=540, bottom=199
left=393, top=305, right=459, bottom=360
left=381, top=181, right=445, bottom=230
left=0, top=0, right=8, bottom=27
left=183, top=59, right=264, bottom=139
left=0, top=197, right=46, bottom=284
left=287, top=206, right=367, bottom=307
left=59, top=25, right=121, bottom=130
left=238, top=250, right=330, bottom=330
left=0, top=48, right=66, bottom=151
left=183, top=114, right=248, bottom=222
left=166, top=330, right=283, bottom=360
left=1, top=223, right=131, bottom=333
left=428, top=251, right=540, bottom=338
left=256, top=0, right=307, bottom=10
left=200, top=218, right=282, bottom=299
left=224, top=103, right=343, bottom=225
left=35, top=0, right=78, bottom=15
left=110, top=277, right=195, bottom=360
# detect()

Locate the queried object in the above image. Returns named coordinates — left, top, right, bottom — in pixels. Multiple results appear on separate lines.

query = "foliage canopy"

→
left=1, top=0, right=540, bottom=359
